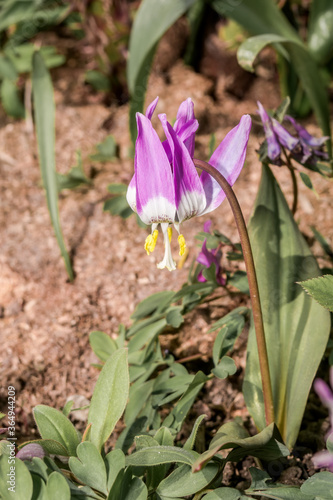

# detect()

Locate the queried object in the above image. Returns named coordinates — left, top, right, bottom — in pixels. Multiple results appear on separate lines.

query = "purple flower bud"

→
left=16, top=443, right=46, bottom=461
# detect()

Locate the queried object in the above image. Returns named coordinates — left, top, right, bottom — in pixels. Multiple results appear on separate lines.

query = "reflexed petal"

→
left=135, top=113, right=176, bottom=225
left=197, top=240, right=212, bottom=267
left=174, top=98, right=196, bottom=156
left=145, top=96, right=159, bottom=120
left=314, top=378, right=333, bottom=407
left=159, top=113, right=206, bottom=223
left=203, top=220, right=212, bottom=233
left=257, top=101, right=281, bottom=161
left=126, top=174, right=137, bottom=212
left=312, top=450, right=333, bottom=471
left=285, top=115, right=329, bottom=147
left=200, top=114, right=251, bottom=216
left=271, top=118, right=299, bottom=151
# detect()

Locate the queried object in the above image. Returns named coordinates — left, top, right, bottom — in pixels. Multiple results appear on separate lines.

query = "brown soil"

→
left=0, top=31, right=332, bottom=489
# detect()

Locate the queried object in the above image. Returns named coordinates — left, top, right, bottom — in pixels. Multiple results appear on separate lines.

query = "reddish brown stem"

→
left=194, top=159, right=274, bottom=427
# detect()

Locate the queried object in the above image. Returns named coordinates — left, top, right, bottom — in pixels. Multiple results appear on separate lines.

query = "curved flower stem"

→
left=194, top=159, right=275, bottom=427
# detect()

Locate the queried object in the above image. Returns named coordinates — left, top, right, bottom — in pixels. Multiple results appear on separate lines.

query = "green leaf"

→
left=105, top=448, right=125, bottom=490
left=166, top=307, right=184, bottom=328
left=184, top=414, right=207, bottom=451
left=244, top=165, right=331, bottom=449
left=202, top=488, right=244, bottom=500
left=193, top=422, right=288, bottom=472
left=212, top=310, right=247, bottom=366
left=103, top=195, right=133, bottom=219
left=131, top=291, right=175, bottom=320
left=156, top=463, right=219, bottom=497
left=308, top=0, right=333, bottom=64
left=1, top=78, right=25, bottom=118
left=57, top=151, right=91, bottom=192
left=163, top=371, right=208, bottom=431
left=107, top=183, right=128, bottom=195
left=6, top=44, right=65, bottom=74
left=128, top=318, right=167, bottom=352
left=125, top=446, right=198, bottom=467
left=32, top=51, right=73, bottom=281
left=299, top=172, right=317, bottom=194
left=212, top=356, right=237, bottom=379
left=228, top=270, right=249, bottom=294
left=127, top=0, right=197, bottom=143
left=311, top=226, right=333, bottom=259
left=85, top=70, right=111, bottom=91
left=69, top=442, right=107, bottom=495
left=0, top=55, right=17, bottom=80
left=45, top=471, right=71, bottom=500
left=88, top=348, right=129, bottom=451
left=0, top=0, right=39, bottom=31
left=299, top=275, right=333, bottom=312
left=0, top=455, right=33, bottom=500
left=237, top=34, right=295, bottom=72
left=89, top=331, right=118, bottom=362
left=301, top=471, right=333, bottom=498
left=33, top=405, right=80, bottom=456
left=90, top=136, right=117, bottom=162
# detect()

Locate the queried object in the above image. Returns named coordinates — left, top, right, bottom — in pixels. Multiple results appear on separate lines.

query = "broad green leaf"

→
left=212, top=356, right=237, bottom=379
left=228, top=271, right=249, bottom=294
left=6, top=45, right=65, bottom=74
left=125, top=446, right=198, bottom=467
left=193, top=422, right=288, bottom=472
left=108, top=473, right=148, bottom=500
left=88, top=348, right=129, bottom=451
left=247, top=488, right=313, bottom=499
left=244, top=165, right=331, bottom=449
left=45, top=471, right=71, bottom=500
left=127, top=318, right=167, bottom=352
left=156, top=463, right=219, bottom=497
left=105, top=449, right=125, bottom=491
left=237, top=34, right=295, bottom=72
left=0, top=456, right=33, bottom=500
left=69, top=442, right=107, bottom=495
left=0, top=0, right=39, bottom=31
left=202, top=488, right=244, bottom=499
left=299, top=275, right=333, bottom=312
left=212, top=309, right=247, bottom=366
left=107, top=183, right=127, bottom=195
left=184, top=414, right=207, bottom=450
left=166, top=307, right=184, bottom=328
left=1, top=78, right=25, bottom=118
left=103, top=195, right=133, bottom=219
left=31, top=474, right=47, bottom=500
left=163, top=371, right=208, bottom=431
left=127, top=0, right=197, bottom=142
left=131, top=291, right=175, bottom=320
left=85, top=70, right=111, bottom=91
left=90, top=135, right=117, bottom=162
left=32, top=51, right=73, bottom=281
left=308, top=0, right=333, bottom=64
left=301, top=471, right=333, bottom=497
left=89, top=331, right=118, bottom=362
left=0, top=55, right=17, bottom=80
left=33, top=405, right=80, bottom=456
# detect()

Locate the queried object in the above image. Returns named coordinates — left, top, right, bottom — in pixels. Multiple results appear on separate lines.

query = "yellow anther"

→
left=178, top=234, right=186, bottom=256
left=167, top=226, right=173, bottom=242
left=144, top=230, right=158, bottom=255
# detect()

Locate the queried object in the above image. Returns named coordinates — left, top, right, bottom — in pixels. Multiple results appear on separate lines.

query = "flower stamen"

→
left=144, top=229, right=158, bottom=255
left=178, top=234, right=186, bottom=256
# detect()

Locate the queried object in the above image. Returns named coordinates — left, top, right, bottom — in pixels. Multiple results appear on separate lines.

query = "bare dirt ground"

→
left=0, top=35, right=332, bottom=486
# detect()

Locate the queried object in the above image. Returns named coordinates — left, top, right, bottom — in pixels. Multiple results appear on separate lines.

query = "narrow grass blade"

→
left=32, top=51, right=74, bottom=281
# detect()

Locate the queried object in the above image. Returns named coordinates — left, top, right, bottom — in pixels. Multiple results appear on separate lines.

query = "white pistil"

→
left=157, top=223, right=176, bottom=271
